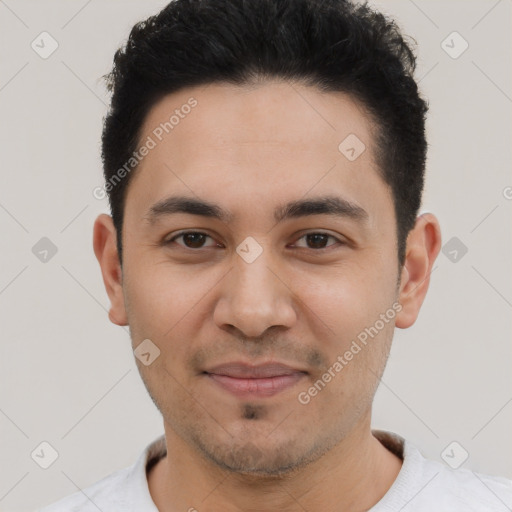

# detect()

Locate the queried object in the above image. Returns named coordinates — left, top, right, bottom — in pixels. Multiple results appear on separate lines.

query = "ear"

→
left=395, top=213, right=442, bottom=329
left=93, top=214, right=128, bottom=326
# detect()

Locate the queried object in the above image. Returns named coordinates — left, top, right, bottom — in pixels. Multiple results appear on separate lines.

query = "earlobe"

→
left=395, top=213, right=442, bottom=329
left=93, top=214, right=128, bottom=326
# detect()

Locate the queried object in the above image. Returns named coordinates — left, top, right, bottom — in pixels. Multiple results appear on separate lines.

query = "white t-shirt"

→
left=38, top=430, right=512, bottom=511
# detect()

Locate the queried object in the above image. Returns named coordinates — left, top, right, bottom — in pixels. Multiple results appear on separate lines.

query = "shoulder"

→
left=36, top=435, right=165, bottom=512
left=36, top=464, right=135, bottom=512
left=373, top=431, right=512, bottom=511
left=423, top=461, right=512, bottom=511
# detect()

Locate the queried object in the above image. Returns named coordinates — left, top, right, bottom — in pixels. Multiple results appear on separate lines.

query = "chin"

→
left=190, top=431, right=333, bottom=478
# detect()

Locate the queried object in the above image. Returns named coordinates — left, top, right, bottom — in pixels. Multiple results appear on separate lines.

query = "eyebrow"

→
left=145, top=194, right=369, bottom=226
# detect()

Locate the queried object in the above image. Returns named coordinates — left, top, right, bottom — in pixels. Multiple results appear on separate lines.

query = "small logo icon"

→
left=441, top=441, right=469, bottom=469
left=32, top=237, right=58, bottom=263
left=338, top=134, right=366, bottom=161
left=442, top=236, right=468, bottom=263
left=31, top=31, right=59, bottom=59
left=236, top=236, right=263, bottom=264
left=134, top=339, right=161, bottom=366
left=31, top=441, right=59, bottom=469
left=441, top=31, right=469, bottom=59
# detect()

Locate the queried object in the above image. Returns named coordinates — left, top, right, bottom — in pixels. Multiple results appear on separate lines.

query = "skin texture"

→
left=94, top=81, right=442, bottom=511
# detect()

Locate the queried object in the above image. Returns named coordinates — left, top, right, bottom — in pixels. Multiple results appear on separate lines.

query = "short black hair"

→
left=101, top=0, right=428, bottom=269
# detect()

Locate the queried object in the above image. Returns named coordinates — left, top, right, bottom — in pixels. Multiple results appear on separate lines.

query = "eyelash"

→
left=165, top=231, right=345, bottom=251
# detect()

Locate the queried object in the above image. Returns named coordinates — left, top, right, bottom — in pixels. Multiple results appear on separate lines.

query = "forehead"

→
left=125, top=81, right=392, bottom=228
left=141, top=80, right=374, bottom=156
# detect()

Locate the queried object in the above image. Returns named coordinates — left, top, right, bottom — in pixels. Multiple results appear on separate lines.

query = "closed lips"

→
left=204, top=362, right=307, bottom=378
left=203, top=362, right=308, bottom=397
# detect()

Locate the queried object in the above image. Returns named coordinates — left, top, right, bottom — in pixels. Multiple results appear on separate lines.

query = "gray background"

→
left=0, top=1, right=510, bottom=510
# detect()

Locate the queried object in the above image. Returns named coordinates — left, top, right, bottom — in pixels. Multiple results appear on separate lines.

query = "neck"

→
left=148, top=418, right=403, bottom=512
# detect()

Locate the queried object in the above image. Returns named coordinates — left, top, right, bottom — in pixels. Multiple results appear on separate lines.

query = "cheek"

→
left=124, top=261, right=226, bottom=366
left=291, top=260, right=390, bottom=341
left=288, top=258, right=397, bottom=404
left=125, top=260, right=209, bottom=329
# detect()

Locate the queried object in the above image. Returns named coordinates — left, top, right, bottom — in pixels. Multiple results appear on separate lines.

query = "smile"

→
left=204, top=362, right=307, bottom=398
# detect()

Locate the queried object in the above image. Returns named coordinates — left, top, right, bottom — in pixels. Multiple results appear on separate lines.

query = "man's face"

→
left=119, top=81, right=402, bottom=474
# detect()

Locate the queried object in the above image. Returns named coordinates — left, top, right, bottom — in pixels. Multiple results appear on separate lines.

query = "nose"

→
left=213, top=248, right=297, bottom=339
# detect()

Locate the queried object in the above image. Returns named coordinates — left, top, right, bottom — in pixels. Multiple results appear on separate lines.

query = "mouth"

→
left=203, top=362, right=308, bottom=398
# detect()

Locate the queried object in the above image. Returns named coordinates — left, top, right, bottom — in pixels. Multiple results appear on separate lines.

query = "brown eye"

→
left=294, top=232, right=341, bottom=250
left=167, top=231, right=218, bottom=249
left=182, top=233, right=207, bottom=248
left=306, top=233, right=330, bottom=249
